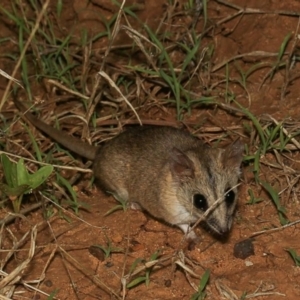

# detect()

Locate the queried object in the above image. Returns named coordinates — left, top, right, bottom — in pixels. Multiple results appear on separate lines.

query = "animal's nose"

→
left=219, top=228, right=229, bottom=235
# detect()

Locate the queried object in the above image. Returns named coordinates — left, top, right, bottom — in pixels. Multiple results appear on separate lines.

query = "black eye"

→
left=193, top=194, right=208, bottom=211
left=225, top=188, right=235, bottom=207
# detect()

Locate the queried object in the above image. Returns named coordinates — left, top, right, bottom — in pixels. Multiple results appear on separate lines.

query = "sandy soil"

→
left=1, top=0, right=300, bottom=299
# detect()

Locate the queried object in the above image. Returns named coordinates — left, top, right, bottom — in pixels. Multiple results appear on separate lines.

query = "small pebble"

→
left=88, top=245, right=105, bottom=261
left=130, top=239, right=144, bottom=252
left=245, top=260, right=253, bottom=266
left=111, top=233, right=123, bottom=244
left=105, top=261, right=114, bottom=268
left=233, top=238, right=255, bottom=259
left=44, top=279, right=53, bottom=287
left=165, top=279, right=172, bottom=287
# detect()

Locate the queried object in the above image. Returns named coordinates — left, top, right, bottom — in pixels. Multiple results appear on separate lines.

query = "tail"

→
left=13, top=98, right=97, bottom=160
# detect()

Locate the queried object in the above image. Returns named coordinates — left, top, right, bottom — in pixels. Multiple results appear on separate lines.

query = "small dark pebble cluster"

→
left=233, top=238, right=255, bottom=259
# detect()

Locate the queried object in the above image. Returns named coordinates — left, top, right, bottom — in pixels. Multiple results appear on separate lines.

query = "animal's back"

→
left=93, top=126, right=205, bottom=202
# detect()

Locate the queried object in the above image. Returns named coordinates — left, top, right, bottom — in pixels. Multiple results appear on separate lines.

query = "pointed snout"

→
left=208, top=217, right=233, bottom=236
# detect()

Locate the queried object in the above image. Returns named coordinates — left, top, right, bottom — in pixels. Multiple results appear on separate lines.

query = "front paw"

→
left=130, top=202, right=142, bottom=210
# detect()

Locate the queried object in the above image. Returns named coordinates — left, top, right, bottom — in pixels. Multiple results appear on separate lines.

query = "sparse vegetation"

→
left=0, top=153, right=53, bottom=213
left=104, top=192, right=129, bottom=216
left=261, top=181, right=289, bottom=226
left=126, top=250, right=160, bottom=288
left=190, top=269, right=210, bottom=300
left=0, top=0, right=300, bottom=298
left=286, top=249, right=300, bottom=267
left=93, top=235, right=123, bottom=259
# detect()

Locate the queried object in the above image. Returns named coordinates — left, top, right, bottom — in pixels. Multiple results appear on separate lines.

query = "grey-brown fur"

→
left=14, top=98, right=244, bottom=240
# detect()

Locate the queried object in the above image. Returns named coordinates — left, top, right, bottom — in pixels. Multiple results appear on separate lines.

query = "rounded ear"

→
left=222, top=140, right=244, bottom=170
left=169, top=147, right=195, bottom=178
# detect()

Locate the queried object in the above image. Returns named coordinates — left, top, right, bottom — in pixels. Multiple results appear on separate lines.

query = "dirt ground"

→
left=1, top=0, right=300, bottom=299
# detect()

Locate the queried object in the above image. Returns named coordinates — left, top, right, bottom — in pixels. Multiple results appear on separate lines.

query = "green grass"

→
left=190, top=270, right=210, bottom=300
left=104, top=192, right=128, bottom=216
left=247, top=188, right=263, bottom=205
left=261, top=181, right=289, bottom=226
left=92, top=235, right=123, bottom=259
left=127, top=251, right=160, bottom=288
left=0, top=153, right=53, bottom=213
left=0, top=0, right=115, bottom=100
left=1, top=0, right=300, bottom=299
left=286, top=249, right=300, bottom=266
